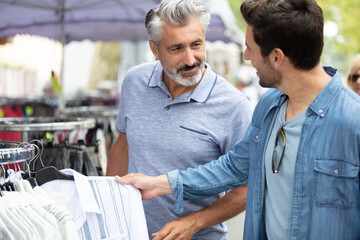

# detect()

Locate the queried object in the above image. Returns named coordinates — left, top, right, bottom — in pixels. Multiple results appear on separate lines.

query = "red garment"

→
left=0, top=106, right=24, bottom=141
left=0, top=106, right=25, bottom=170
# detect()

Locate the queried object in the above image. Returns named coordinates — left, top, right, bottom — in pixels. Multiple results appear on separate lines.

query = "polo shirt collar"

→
left=147, top=61, right=163, bottom=88
left=147, top=60, right=217, bottom=103
left=191, top=64, right=217, bottom=103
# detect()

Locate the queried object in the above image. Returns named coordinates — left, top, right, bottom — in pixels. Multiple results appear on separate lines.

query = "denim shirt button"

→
left=256, top=135, right=259, bottom=140
left=334, top=169, right=339, bottom=175
left=319, top=109, right=323, bottom=114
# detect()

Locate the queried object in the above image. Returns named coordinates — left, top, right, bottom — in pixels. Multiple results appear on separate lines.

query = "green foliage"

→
left=227, top=0, right=246, bottom=30
left=317, top=0, right=360, bottom=74
left=227, top=0, right=360, bottom=76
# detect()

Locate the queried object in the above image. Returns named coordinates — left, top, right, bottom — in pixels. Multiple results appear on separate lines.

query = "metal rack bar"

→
left=0, top=117, right=96, bottom=142
left=0, top=140, right=36, bottom=164
left=59, top=106, right=118, bottom=118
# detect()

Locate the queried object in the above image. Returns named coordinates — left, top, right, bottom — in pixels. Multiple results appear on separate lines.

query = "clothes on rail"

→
left=59, top=107, right=118, bottom=167
left=40, top=169, right=149, bottom=240
left=0, top=164, right=148, bottom=240
left=0, top=105, right=24, bottom=142
left=0, top=97, right=57, bottom=118
left=0, top=178, right=79, bottom=240
left=31, top=127, right=108, bottom=176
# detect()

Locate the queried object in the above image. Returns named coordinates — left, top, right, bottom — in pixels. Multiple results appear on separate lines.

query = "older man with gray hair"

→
left=107, top=0, right=251, bottom=239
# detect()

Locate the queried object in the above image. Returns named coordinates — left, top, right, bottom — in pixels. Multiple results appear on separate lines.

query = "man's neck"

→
left=280, top=64, right=331, bottom=121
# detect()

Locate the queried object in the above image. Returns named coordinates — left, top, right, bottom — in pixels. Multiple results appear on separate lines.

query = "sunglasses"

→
left=348, top=74, right=360, bottom=82
left=272, top=123, right=286, bottom=174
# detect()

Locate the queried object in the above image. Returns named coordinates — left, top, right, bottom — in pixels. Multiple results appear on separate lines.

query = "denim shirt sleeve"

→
left=167, top=137, right=250, bottom=213
left=167, top=169, right=184, bottom=214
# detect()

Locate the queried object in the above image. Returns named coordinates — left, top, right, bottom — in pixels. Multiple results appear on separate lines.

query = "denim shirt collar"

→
left=308, top=66, right=341, bottom=118
left=147, top=60, right=217, bottom=103
left=268, top=66, right=341, bottom=118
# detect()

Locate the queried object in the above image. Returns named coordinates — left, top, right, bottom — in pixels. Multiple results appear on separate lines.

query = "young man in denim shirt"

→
left=116, top=0, right=360, bottom=239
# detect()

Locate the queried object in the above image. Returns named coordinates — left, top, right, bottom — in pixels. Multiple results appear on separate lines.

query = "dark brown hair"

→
left=241, top=0, right=324, bottom=70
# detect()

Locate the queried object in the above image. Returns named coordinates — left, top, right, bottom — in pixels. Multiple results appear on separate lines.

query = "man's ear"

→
left=270, top=48, right=285, bottom=68
left=149, top=40, right=159, bottom=60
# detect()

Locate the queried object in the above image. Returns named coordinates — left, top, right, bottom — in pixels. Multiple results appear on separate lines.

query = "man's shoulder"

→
left=122, top=61, right=159, bottom=89
left=126, top=61, right=159, bottom=77
left=341, top=86, right=360, bottom=105
left=333, top=86, right=360, bottom=120
left=211, top=74, right=245, bottom=100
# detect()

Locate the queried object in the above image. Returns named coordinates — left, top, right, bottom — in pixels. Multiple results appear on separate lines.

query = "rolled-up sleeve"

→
left=167, top=169, right=184, bottom=214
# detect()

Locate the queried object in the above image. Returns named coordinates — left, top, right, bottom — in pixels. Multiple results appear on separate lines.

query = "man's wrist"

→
left=186, top=212, right=203, bottom=232
left=156, top=174, right=173, bottom=196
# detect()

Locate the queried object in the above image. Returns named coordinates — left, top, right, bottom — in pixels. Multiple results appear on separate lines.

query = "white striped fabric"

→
left=41, top=169, right=149, bottom=240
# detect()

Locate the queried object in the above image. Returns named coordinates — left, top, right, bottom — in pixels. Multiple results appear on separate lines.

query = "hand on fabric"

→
left=115, top=173, right=172, bottom=200
left=152, top=214, right=199, bottom=240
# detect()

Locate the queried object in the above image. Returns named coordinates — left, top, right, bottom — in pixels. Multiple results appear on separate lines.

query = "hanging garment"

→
left=40, top=169, right=149, bottom=240
left=0, top=105, right=24, bottom=142
left=69, top=150, right=84, bottom=174
left=0, top=169, right=79, bottom=240
left=32, top=146, right=71, bottom=172
left=82, top=150, right=98, bottom=176
left=0, top=216, right=16, bottom=240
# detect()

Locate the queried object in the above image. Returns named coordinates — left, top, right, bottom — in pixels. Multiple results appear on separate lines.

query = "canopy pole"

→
left=58, top=0, right=66, bottom=111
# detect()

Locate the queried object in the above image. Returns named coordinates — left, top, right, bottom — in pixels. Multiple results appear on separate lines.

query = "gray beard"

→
left=163, top=63, right=205, bottom=87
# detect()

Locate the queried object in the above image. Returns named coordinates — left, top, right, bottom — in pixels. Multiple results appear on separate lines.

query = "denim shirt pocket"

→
left=314, top=157, right=359, bottom=208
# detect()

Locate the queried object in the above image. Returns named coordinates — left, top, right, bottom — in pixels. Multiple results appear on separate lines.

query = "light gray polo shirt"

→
left=116, top=60, right=252, bottom=239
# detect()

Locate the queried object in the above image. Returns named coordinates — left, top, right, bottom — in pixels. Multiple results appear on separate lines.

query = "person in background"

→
left=235, top=65, right=266, bottom=111
left=106, top=0, right=251, bottom=239
left=115, top=0, right=360, bottom=239
left=347, top=54, right=360, bottom=95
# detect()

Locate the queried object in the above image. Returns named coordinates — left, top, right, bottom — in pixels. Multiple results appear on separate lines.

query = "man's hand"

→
left=115, top=173, right=173, bottom=200
left=152, top=214, right=199, bottom=240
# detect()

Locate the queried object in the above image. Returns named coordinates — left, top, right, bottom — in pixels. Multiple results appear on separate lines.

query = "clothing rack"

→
left=0, top=117, right=95, bottom=142
left=0, top=140, right=36, bottom=164
left=59, top=106, right=118, bottom=118
left=59, top=106, right=118, bottom=142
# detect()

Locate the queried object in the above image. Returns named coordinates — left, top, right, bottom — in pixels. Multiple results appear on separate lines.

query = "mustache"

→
left=177, top=61, right=201, bottom=72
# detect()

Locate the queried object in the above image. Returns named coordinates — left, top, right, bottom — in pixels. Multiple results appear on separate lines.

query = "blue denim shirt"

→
left=168, top=67, right=360, bottom=240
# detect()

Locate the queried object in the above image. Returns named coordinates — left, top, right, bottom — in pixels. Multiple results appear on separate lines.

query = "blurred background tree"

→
left=227, top=0, right=360, bottom=77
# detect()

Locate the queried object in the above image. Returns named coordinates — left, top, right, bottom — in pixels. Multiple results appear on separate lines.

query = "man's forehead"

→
left=159, top=21, right=205, bottom=45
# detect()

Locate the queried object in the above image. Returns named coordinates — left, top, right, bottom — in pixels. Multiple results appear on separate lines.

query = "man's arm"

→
left=152, top=185, right=247, bottom=240
left=106, top=132, right=129, bottom=176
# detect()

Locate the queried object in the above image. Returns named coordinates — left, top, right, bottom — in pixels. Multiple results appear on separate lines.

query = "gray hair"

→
left=145, top=0, right=211, bottom=46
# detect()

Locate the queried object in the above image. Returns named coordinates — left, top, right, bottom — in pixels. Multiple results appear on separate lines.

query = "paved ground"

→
left=226, top=211, right=245, bottom=240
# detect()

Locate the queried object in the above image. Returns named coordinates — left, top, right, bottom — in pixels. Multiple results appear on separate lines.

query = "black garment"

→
left=33, top=146, right=70, bottom=171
